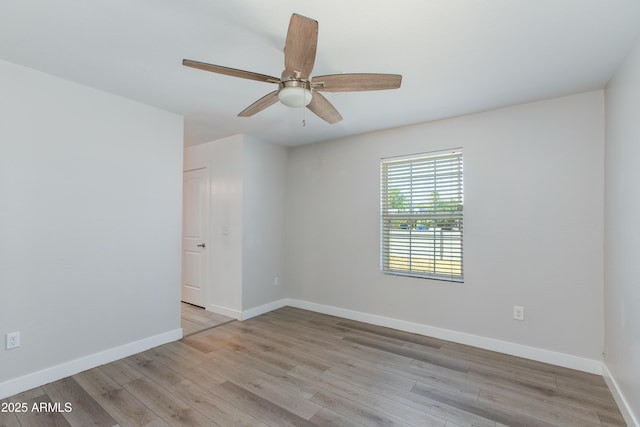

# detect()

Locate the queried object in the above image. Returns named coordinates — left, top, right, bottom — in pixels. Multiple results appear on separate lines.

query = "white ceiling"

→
left=1, top=0, right=639, bottom=147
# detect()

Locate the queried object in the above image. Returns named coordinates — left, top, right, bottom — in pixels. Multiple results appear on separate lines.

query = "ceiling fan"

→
left=182, top=13, right=402, bottom=124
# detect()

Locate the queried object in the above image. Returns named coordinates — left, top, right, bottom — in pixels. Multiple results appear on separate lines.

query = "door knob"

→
left=197, top=243, right=206, bottom=248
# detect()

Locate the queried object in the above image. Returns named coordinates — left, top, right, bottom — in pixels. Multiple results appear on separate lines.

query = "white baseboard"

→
left=286, top=299, right=603, bottom=375
left=241, top=299, right=289, bottom=320
left=208, top=303, right=242, bottom=320
left=603, top=363, right=639, bottom=427
left=0, top=329, right=182, bottom=400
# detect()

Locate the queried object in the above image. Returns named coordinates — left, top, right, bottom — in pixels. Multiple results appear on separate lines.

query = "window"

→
left=381, top=150, right=463, bottom=281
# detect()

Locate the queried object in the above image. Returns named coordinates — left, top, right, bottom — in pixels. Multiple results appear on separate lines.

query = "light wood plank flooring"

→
left=0, top=307, right=625, bottom=426
left=181, top=302, right=234, bottom=336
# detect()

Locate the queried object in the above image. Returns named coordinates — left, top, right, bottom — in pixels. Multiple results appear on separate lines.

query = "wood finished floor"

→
left=0, top=307, right=625, bottom=427
left=180, top=302, right=234, bottom=336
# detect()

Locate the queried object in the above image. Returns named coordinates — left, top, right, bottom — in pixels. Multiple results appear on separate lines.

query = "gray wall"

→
left=0, top=60, right=183, bottom=393
left=242, top=135, right=288, bottom=310
left=286, top=91, right=604, bottom=361
left=605, top=33, right=640, bottom=424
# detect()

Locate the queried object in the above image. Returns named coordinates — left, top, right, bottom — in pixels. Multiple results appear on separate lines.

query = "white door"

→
left=182, top=168, right=209, bottom=307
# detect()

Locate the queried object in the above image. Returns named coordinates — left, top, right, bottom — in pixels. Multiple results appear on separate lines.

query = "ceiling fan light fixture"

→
left=278, top=81, right=313, bottom=108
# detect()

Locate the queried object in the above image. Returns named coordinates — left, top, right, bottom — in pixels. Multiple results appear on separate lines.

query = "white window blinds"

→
left=381, top=151, right=463, bottom=281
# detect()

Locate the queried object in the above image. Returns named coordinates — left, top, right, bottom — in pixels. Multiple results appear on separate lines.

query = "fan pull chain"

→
left=302, top=89, right=307, bottom=127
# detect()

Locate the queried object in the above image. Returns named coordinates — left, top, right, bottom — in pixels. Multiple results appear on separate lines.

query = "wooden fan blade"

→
left=284, top=14, right=318, bottom=79
left=183, top=59, right=279, bottom=84
left=238, top=91, right=279, bottom=117
left=312, top=73, right=402, bottom=92
left=307, top=92, right=342, bottom=124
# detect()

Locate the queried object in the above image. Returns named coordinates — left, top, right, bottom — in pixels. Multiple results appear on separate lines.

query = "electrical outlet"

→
left=513, top=306, right=525, bottom=321
left=6, top=331, right=20, bottom=350
left=274, top=277, right=280, bottom=286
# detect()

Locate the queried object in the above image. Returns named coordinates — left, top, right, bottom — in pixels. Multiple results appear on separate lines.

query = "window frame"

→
left=380, top=149, right=464, bottom=282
